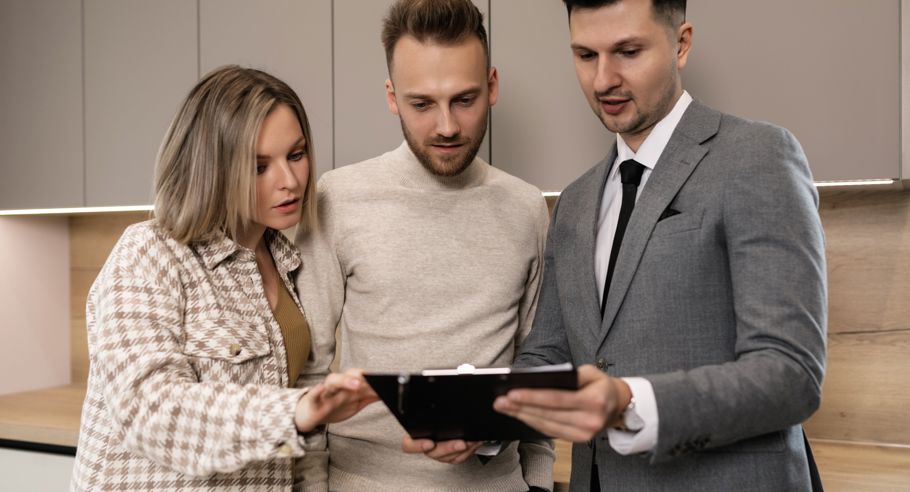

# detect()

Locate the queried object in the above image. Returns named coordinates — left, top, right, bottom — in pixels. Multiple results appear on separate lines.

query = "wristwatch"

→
left=620, top=397, right=645, bottom=432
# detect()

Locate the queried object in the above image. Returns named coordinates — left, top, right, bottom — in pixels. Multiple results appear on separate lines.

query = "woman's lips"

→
left=274, top=198, right=300, bottom=213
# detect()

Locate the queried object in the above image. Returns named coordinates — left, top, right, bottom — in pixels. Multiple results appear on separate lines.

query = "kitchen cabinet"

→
left=490, top=0, right=612, bottom=192
left=686, top=0, right=900, bottom=182
left=0, top=0, right=84, bottom=210
left=199, top=0, right=334, bottom=177
left=490, top=0, right=902, bottom=190
left=83, top=0, right=198, bottom=206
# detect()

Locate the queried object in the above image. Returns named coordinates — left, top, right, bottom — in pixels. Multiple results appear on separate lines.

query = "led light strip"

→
left=0, top=180, right=901, bottom=215
left=813, top=179, right=897, bottom=188
left=0, top=205, right=153, bottom=217
left=541, top=179, right=898, bottom=196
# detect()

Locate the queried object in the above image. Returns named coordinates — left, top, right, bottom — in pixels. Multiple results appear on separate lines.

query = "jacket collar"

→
left=194, top=228, right=301, bottom=275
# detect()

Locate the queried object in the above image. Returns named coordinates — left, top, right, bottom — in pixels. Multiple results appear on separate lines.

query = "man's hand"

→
left=401, top=435, right=483, bottom=464
left=295, top=368, right=379, bottom=433
left=493, top=364, right=631, bottom=442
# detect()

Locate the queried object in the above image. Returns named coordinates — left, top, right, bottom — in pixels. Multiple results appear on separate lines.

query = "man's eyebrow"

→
left=402, top=86, right=483, bottom=100
left=571, top=36, right=643, bottom=51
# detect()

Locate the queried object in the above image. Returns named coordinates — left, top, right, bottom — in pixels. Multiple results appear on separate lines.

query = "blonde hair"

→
left=153, top=65, right=317, bottom=244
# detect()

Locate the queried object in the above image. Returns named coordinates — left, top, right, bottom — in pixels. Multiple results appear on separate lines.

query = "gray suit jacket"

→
left=515, top=101, right=827, bottom=491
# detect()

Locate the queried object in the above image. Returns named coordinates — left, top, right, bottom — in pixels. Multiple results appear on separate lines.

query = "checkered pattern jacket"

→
left=71, top=221, right=327, bottom=491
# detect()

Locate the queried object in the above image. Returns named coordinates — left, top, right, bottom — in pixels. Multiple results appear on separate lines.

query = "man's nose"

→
left=436, top=108, right=460, bottom=138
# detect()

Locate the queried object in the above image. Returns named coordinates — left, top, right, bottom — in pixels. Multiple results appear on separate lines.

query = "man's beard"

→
left=400, top=112, right=487, bottom=177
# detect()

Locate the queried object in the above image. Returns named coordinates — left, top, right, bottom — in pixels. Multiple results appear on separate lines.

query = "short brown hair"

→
left=563, top=0, right=686, bottom=29
left=154, top=65, right=317, bottom=244
left=381, top=0, right=489, bottom=73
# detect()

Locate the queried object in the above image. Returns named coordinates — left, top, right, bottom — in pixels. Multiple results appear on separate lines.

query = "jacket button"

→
left=596, top=358, right=606, bottom=370
left=277, top=442, right=294, bottom=457
left=229, top=343, right=242, bottom=356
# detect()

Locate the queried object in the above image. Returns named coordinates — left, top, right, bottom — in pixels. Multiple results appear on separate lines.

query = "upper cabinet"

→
left=199, top=0, right=334, bottom=177
left=332, top=0, right=490, bottom=169
left=490, top=0, right=902, bottom=189
left=685, top=0, right=900, bottom=182
left=83, top=0, right=198, bottom=207
left=490, top=0, right=612, bottom=192
left=0, top=1, right=905, bottom=211
left=0, top=1, right=84, bottom=210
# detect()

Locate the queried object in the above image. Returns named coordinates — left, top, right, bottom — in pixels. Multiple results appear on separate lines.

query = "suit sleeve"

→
left=516, top=195, right=556, bottom=491
left=514, top=195, right=574, bottom=369
left=645, top=125, right=827, bottom=462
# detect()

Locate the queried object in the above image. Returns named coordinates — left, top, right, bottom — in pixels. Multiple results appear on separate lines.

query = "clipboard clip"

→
left=396, top=374, right=409, bottom=415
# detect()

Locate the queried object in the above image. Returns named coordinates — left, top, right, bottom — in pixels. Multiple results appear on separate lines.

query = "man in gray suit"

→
left=493, top=0, right=827, bottom=490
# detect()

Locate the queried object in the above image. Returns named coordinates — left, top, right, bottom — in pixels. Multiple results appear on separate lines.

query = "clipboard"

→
left=364, top=363, right=577, bottom=441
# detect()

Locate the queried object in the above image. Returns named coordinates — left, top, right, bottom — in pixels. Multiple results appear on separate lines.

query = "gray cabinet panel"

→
left=490, top=0, right=613, bottom=192
left=200, top=0, right=334, bottom=178
left=333, top=0, right=490, bottom=169
left=0, top=0, right=83, bottom=210
left=686, top=0, right=900, bottom=181
left=84, top=0, right=198, bottom=206
left=492, top=0, right=901, bottom=189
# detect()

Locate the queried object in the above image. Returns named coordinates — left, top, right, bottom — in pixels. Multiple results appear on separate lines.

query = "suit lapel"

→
left=570, top=149, right=617, bottom=344
left=598, top=102, right=721, bottom=347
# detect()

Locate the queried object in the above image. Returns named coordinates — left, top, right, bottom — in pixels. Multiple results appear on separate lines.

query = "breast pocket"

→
left=183, top=318, right=274, bottom=385
left=651, top=209, right=705, bottom=238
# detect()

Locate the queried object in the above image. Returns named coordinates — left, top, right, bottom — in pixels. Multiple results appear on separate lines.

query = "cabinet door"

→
left=333, top=0, right=490, bottom=169
left=0, top=0, right=83, bottom=210
left=490, top=0, right=612, bottom=192
left=491, top=0, right=901, bottom=189
left=686, top=0, right=900, bottom=182
left=199, top=0, right=334, bottom=178
left=84, top=0, right=197, bottom=207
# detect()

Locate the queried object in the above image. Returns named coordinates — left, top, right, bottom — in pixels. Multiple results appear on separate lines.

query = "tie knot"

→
left=619, top=160, right=646, bottom=186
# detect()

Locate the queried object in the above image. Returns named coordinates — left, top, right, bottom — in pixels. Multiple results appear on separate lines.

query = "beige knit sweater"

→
left=295, top=142, right=553, bottom=492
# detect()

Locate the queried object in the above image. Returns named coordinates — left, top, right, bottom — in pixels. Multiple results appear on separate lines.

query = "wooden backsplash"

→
left=69, top=190, right=910, bottom=448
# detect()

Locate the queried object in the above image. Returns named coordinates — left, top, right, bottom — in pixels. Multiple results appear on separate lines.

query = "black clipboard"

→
left=364, top=363, right=577, bottom=441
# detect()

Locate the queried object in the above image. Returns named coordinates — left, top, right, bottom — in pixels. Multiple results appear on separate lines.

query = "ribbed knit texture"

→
left=273, top=281, right=312, bottom=388
left=295, top=142, right=555, bottom=492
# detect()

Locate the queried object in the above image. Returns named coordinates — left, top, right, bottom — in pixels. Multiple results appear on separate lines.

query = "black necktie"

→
left=600, top=159, right=646, bottom=317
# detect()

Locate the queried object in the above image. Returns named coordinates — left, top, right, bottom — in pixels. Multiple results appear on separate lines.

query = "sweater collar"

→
left=387, top=141, right=489, bottom=191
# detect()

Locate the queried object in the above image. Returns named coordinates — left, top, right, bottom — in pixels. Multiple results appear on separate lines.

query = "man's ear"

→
left=676, top=22, right=693, bottom=71
left=487, top=67, right=499, bottom=107
left=385, top=78, right=399, bottom=115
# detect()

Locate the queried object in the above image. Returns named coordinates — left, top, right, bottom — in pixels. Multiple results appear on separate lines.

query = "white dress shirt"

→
left=597, top=91, right=693, bottom=455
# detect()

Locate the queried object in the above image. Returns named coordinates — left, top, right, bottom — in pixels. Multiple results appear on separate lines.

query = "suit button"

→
left=596, top=358, right=606, bottom=370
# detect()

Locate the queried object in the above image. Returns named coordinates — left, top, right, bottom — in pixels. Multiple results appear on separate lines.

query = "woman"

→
left=71, top=66, right=376, bottom=491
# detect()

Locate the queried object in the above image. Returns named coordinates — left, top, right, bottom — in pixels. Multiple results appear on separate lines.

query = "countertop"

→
left=1, top=385, right=907, bottom=491
left=0, top=384, right=84, bottom=448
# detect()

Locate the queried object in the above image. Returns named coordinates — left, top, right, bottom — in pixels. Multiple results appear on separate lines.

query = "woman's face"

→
left=252, top=103, right=309, bottom=233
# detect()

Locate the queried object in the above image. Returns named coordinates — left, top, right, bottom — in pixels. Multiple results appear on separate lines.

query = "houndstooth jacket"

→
left=71, top=221, right=328, bottom=491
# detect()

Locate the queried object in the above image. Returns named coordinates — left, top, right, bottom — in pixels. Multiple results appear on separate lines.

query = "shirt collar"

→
left=194, top=228, right=301, bottom=275
left=615, top=90, right=693, bottom=172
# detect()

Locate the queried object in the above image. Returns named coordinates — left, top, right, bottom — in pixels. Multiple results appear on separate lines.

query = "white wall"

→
left=0, top=217, right=70, bottom=395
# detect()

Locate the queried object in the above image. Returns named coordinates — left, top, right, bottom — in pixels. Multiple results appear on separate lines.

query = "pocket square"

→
left=658, top=208, right=681, bottom=221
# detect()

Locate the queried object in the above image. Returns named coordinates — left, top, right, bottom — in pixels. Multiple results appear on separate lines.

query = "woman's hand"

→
left=294, top=368, right=379, bottom=433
